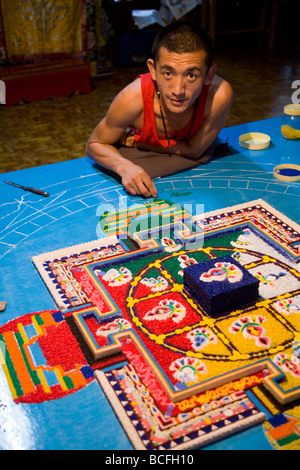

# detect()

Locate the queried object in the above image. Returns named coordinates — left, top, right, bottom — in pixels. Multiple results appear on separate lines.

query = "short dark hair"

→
left=152, top=21, right=214, bottom=70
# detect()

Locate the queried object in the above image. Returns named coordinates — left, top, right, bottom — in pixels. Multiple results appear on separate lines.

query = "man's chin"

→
left=166, top=99, right=189, bottom=113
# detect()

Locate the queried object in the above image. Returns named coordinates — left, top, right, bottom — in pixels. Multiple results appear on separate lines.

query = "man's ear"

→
left=147, top=58, right=156, bottom=81
left=205, top=63, right=217, bottom=85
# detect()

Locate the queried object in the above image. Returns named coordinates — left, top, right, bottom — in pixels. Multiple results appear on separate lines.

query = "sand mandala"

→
left=1, top=198, right=300, bottom=450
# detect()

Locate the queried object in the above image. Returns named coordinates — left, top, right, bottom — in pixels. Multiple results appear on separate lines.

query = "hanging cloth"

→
left=1, top=0, right=82, bottom=56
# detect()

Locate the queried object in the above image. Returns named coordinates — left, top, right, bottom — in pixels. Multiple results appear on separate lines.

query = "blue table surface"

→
left=0, top=116, right=299, bottom=450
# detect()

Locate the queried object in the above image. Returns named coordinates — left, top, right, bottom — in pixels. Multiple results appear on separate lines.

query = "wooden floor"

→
left=0, top=34, right=299, bottom=175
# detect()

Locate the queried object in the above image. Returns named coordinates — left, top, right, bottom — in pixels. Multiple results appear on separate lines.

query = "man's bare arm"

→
left=86, top=82, right=157, bottom=198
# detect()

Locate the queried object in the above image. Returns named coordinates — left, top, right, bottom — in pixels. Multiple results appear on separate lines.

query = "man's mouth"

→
left=168, top=97, right=187, bottom=106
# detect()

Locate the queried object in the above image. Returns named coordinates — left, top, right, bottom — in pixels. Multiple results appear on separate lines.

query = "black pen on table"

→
left=4, top=180, right=50, bottom=197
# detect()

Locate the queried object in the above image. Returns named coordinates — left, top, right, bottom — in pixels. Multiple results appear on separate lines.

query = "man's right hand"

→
left=119, top=162, right=157, bottom=198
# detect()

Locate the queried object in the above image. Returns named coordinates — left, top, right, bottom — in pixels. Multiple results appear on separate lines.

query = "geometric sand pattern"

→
left=1, top=199, right=300, bottom=449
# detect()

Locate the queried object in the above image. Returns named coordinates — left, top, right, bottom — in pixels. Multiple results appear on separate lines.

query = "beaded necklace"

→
left=156, top=89, right=170, bottom=147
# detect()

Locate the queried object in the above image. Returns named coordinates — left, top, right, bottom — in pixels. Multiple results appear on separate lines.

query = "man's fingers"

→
left=140, top=172, right=157, bottom=198
left=136, top=178, right=157, bottom=198
left=122, top=166, right=157, bottom=198
left=147, top=181, right=157, bottom=198
left=125, top=180, right=156, bottom=198
left=124, top=183, right=137, bottom=196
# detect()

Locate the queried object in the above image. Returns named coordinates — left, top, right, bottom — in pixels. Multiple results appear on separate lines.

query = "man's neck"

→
left=156, top=95, right=195, bottom=135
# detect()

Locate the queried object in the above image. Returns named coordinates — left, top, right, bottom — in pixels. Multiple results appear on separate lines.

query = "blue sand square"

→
left=80, top=365, right=94, bottom=379
left=183, top=255, right=259, bottom=317
left=52, top=311, right=64, bottom=323
left=268, top=413, right=288, bottom=428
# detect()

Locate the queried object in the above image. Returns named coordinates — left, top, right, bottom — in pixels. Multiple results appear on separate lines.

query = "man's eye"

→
left=164, top=71, right=172, bottom=77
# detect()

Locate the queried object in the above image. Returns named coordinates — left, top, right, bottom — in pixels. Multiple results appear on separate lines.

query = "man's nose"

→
left=172, top=76, right=185, bottom=96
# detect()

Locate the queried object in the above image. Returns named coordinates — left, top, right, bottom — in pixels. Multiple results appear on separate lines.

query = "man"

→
left=86, top=22, right=233, bottom=198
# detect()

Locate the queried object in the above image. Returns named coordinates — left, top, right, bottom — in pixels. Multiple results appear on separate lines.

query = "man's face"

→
left=148, top=47, right=214, bottom=115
